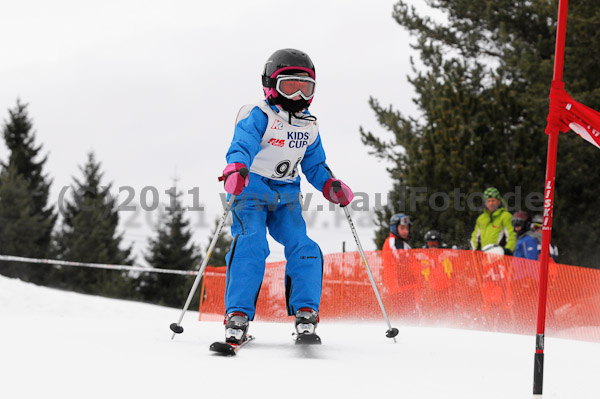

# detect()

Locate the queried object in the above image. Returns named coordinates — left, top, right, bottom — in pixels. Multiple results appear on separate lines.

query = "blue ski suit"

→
left=514, top=233, right=539, bottom=261
left=513, top=232, right=539, bottom=281
left=224, top=100, right=332, bottom=320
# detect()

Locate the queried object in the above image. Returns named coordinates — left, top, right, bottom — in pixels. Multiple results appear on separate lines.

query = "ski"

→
left=294, top=333, right=322, bottom=345
left=209, top=335, right=255, bottom=356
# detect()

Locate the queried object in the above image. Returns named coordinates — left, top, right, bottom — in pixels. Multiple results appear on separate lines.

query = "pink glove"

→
left=322, top=178, right=353, bottom=206
left=218, top=163, right=249, bottom=195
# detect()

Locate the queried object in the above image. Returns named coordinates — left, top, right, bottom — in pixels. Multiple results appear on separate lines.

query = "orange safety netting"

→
left=199, top=249, right=600, bottom=342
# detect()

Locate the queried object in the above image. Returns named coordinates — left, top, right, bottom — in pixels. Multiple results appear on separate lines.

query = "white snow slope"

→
left=1, top=275, right=598, bottom=399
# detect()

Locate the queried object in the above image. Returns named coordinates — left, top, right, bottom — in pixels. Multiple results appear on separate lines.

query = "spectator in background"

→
left=381, top=214, right=419, bottom=318
left=422, top=230, right=449, bottom=249
left=470, top=187, right=516, bottom=255
left=422, top=230, right=459, bottom=249
left=532, top=214, right=543, bottom=234
left=512, top=211, right=538, bottom=260
left=384, top=213, right=412, bottom=250
left=511, top=213, right=558, bottom=324
left=531, top=214, right=559, bottom=261
left=417, top=229, right=458, bottom=318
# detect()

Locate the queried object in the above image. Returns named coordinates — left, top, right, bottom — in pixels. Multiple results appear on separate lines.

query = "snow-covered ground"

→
left=1, top=275, right=598, bottom=399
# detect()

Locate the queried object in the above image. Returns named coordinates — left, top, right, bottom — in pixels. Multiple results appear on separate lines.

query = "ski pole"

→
left=170, top=168, right=248, bottom=339
left=331, top=180, right=399, bottom=342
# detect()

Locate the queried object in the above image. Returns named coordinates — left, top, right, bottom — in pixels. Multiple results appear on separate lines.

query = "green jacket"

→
left=470, top=207, right=517, bottom=252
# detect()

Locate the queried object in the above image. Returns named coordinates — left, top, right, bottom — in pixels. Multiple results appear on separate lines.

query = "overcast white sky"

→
left=0, top=0, right=425, bottom=263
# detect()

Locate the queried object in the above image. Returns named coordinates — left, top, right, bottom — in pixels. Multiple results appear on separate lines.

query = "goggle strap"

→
left=263, top=75, right=315, bottom=88
left=262, top=76, right=277, bottom=88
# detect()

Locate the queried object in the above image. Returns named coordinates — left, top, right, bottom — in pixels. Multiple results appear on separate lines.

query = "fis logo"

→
left=268, top=138, right=285, bottom=147
left=271, top=119, right=284, bottom=130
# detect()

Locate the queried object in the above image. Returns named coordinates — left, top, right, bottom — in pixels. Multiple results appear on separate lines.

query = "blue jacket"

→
left=514, top=233, right=538, bottom=260
left=226, top=102, right=332, bottom=191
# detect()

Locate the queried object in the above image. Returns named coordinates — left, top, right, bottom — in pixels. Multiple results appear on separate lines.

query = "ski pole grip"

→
left=239, top=167, right=249, bottom=179
left=331, top=180, right=341, bottom=193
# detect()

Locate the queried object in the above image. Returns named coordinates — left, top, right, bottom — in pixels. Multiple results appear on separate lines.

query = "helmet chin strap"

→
left=278, top=96, right=309, bottom=113
left=269, top=97, right=315, bottom=123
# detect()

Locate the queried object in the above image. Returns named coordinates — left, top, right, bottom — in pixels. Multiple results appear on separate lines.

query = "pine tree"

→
left=0, top=100, right=56, bottom=282
left=141, top=188, right=201, bottom=307
left=0, top=165, right=50, bottom=280
left=53, top=152, right=134, bottom=296
left=362, top=1, right=600, bottom=266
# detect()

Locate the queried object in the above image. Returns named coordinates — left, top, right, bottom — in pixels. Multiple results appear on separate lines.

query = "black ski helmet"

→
left=512, top=211, right=532, bottom=237
left=262, top=48, right=316, bottom=113
left=424, top=230, right=443, bottom=247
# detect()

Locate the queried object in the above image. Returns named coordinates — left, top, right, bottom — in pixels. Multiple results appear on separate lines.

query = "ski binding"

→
left=209, top=335, right=255, bottom=356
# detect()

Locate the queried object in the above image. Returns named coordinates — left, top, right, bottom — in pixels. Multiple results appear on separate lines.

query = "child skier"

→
left=218, top=48, right=353, bottom=345
left=512, top=211, right=539, bottom=261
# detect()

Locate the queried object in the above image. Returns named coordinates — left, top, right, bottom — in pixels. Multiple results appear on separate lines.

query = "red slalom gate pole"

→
left=533, top=1, right=569, bottom=397
left=533, top=130, right=558, bottom=397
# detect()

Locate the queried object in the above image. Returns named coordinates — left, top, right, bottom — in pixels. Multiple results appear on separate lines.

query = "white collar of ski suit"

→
left=389, top=236, right=411, bottom=250
left=236, top=101, right=320, bottom=182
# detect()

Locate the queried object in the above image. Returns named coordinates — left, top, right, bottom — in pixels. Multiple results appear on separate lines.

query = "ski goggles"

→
left=275, top=75, right=316, bottom=100
left=391, top=215, right=412, bottom=226
left=512, top=219, right=527, bottom=229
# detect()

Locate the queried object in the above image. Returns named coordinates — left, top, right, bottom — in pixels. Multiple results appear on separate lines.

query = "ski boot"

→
left=224, top=311, right=249, bottom=345
left=294, top=307, right=321, bottom=345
